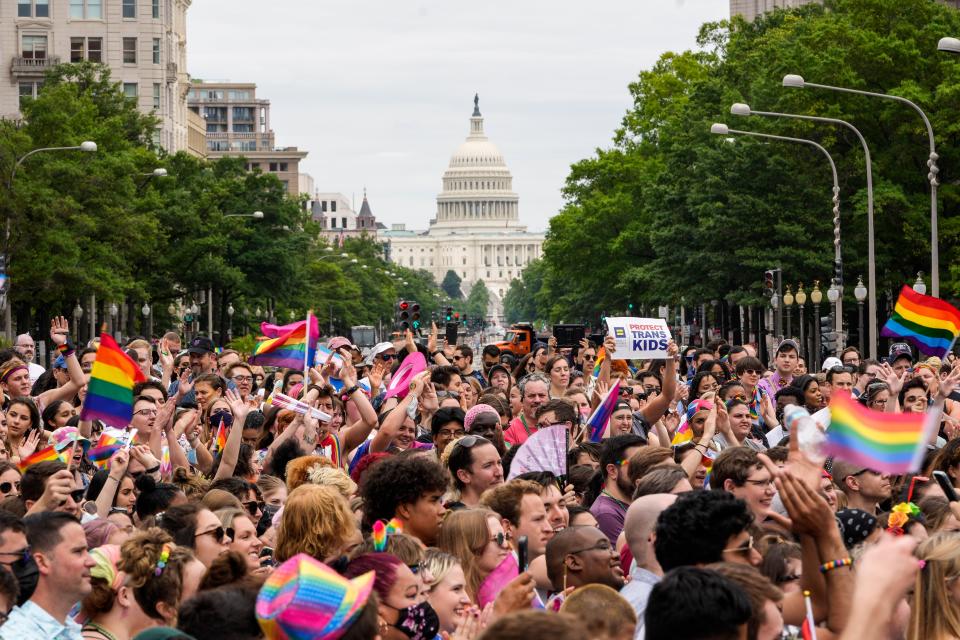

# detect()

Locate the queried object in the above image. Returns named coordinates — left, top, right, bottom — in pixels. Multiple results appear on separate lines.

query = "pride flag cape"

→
left=249, top=315, right=319, bottom=370
left=18, top=445, right=63, bottom=473
left=587, top=379, right=621, bottom=443
left=826, top=391, right=932, bottom=474
left=881, top=285, right=960, bottom=356
left=80, top=334, right=147, bottom=428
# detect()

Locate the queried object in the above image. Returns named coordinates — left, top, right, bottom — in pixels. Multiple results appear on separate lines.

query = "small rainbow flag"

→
left=826, top=391, right=932, bottom=474
left=881, top=285, right=960, bottom=356
left=18, top=445, right=63, bottom=472
left=214, top=420, right=227, bottom=453
left=587, top=379, right=621, bottom=443
left=249, top=315, right=319, bottom=370
left=87, top=429, right=135, bottom=469
left=80, top=334, right=147, bottom=428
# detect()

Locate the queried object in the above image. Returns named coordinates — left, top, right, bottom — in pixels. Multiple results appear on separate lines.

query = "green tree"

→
left=465, top=280, right=490, bottom=321
left=503, top=259, right=546, bottom=324
left=442, top=270, right=463, bottom=299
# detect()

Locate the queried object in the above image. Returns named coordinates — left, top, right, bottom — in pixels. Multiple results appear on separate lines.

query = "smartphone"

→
left=445, top=322, right=459, bottom=347
left=934, top=470, right=959, bottom=502
left=553, top=324, right=586, bottom=348
left=517, top=535, right=528, bottom=572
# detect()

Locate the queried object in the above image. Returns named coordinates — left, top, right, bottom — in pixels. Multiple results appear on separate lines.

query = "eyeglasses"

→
left=437, top=391, right=461, bottom=400
left=722, top=535, right=755, bottom=557
left=134, top=408, right=158, bottom=417
left=438, top=429, right=466, bottom=439
left=452, top=355, right=465, bottom=361
left=196, top=526, right=233, bottom=543
left=0, top=481, right=20, bottom=494
left=744, top=477, right=775, bottom=488
left=243, top=501, right=264, bottom=517
left=0, top=547, right=30, bottom=565
left=232, top=375, right=253, bottom=383
left=378, top=353, right=396, bottom=361
left=568, top=539, right=614, bottom=555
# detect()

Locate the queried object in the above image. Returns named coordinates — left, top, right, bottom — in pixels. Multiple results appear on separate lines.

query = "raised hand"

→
left=666, top=340, right=679, bottom=360
left=338, top=352, right=357, bottom=388
left=108, top=448, right=130, bottom=477
left=368, top=360, right=387, bottom=391
left=603, top=334, right=616, bottom=355
left=157, top=339, right=175, bottom=372
left=939, top=365, right=960, bottom=399
left=18, top=430, right=41, bottom=459
left=49, top=316, right=70, bottom=347
left=224, top=388, right=250, bottom=423
left=428, top=322, right=439, bottom=354
left=175, top=368, right=193, bottom=399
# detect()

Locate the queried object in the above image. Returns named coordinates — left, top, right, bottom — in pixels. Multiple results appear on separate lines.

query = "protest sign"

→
left=605, top=317, right=672, bottom=359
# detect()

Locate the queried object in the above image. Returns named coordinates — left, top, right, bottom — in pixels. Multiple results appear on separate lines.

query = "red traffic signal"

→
left=399, top=301, right=410, bottom=310
left=454, top=312, right=460, bottom=320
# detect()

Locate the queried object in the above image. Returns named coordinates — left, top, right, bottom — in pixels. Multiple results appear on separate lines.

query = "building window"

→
left=123, top=82, right=138, bottom=98
left=152, top=38, right=161, bottom=64
left=18, top=0, right=30, bottom=16
left=268, top=162, right=278, bottom=172
left=152, top=0, right=160, bottom=18
left=341, top=217, right=347, bottom=228
left=70, top=0, right=102, bottom=19
left=122, top=38, right=137, bottom=64
left=320, top=201, right=327, bottom=212
left=330, top=217, right=336, bottom=228
left=152, top=83, right=160, bottom=109
left=21, top=35, right=47, bottom=59
left=18, top=0, right=48, bottom=17
left=88, top=37, right=102, bottom=62
left=122, top=0, right=136, bottom=18
left=19, top=82, right=39, bottom=107
left=279, top=162, right=288, bottom=171
left=70, top=38, right=85, bottom=62
left=331, top=201, right=337, bottom=212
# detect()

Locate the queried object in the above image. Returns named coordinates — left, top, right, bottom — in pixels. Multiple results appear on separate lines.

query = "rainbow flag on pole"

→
left=87, top=429, right=130, bottom=469
left=592, top=346, right=606, bottom=378
left=881, top=285, right=960, bottom=357
left=249, top=315, right=319, bottom=369
left=826, top=391, right=932, bottom=474
left=80, top=334, right=147, bottom=428
left=587, top=379, right=621, bottom=443
left=18, top=445, right=64, bottom=473
left=213, top=420, right=228, bottom=453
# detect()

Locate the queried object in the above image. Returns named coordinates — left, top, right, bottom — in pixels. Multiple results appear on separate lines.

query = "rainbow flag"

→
left=249, top=315, right=320, bottom=369
left=18, top=445, right=64, bottom=472
left=881, top=285, right=960, bottom=356
left=87, top=428, right=135, bottom=469
left=80, top=334, right=147, bottom=428
left=826, top=391, right=931, bottom=474
left=587, top=379, right=621, bottom=443
left=592, top=346, right=606, bottom=378
left=214, top=420, right=228, bottom=453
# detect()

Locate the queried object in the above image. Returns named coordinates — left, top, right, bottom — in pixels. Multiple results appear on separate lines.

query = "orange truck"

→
left=491, top=323, right=549, bottom=361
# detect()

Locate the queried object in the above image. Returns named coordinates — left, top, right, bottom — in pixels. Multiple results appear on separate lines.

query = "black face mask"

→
left=257, top=504, right=280, bottom=537
left=394, top=601, right=440, bottom=640
left=10, top=555, right=38, bottom=605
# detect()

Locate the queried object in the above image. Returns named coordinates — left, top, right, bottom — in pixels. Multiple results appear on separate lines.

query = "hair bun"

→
left=134, top=473, right=157, bottom=494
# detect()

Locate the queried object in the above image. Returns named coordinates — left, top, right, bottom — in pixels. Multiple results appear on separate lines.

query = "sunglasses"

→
left=67, top=489, right=85, bottom=504
left=378, top=353, right=396, bottom=361
left=243, top=500, right=265, bottom=517
left=0, top=481, right=19, bottom=495
left=195, top=526, right=234, bottom=543
left=490, top=532, right=509, bottom=548
left=454, top=435, right=488, bottom=450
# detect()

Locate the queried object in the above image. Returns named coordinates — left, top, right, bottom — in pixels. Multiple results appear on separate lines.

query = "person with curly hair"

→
left=358, top=455, right=449, bottom=546
left=77, top=544, right=153, bottom=639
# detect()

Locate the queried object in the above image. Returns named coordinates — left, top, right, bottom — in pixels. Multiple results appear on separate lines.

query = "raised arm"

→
left=36, top=317, right=85, bottom=406
left=95, top=448, right=130, bottom=518
left=337, top=358, right=379, bottom=452
left=640, top=341, right=678, bottom=425
left=370, top=372, right=427, bottom=453
left=213, top=389, right=250, bottom=481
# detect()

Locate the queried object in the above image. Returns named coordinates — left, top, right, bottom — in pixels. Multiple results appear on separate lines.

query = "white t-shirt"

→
left=27, top=362, right=45, bottom=384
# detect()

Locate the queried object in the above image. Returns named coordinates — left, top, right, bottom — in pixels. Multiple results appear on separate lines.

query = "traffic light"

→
left=445, top=306, right=453, bottom=322
left=396, top=300, right=410, bottom=331
left=763, top=270, right=775, bottom=297
left=462, top=312, right=468, bottom=327
left=833, top=260, right=843, bottom=289
left=411, top=302, right=421, bottom=331
left=820, top=314, right=838, bottom=359
left=454, top=312, right=460, bottom=323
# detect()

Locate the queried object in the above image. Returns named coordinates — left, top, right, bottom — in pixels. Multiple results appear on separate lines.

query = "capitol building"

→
left=382, top=96, right=544, bottom=324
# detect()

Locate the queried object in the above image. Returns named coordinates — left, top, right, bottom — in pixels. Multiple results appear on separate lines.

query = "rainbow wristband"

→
left=819, top=557, right=852, bottom=574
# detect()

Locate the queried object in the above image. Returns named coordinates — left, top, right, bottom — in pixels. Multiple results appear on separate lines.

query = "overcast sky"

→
left=187, top=1, right=729, bottom=232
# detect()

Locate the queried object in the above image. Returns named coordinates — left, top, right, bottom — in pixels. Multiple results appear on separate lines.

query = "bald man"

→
left=545, top=526, right=625, bottom=607
left=620, top=493, right=677, bottom=640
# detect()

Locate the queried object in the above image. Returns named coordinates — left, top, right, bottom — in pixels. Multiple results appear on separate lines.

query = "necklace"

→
left=83, top=621, right=120, bottom=640
left=601, top=489, right=628, bottom=509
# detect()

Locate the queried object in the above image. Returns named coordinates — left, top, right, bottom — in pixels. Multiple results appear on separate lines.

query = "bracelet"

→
left=430, top=351, right=441, bottom=359
left=819, top=557, right=852, bottom=574
left=144, top=464, right=161, bottom=474
left=344, top=385, right=360, bottom=396
left=107, top=475, right=122, bottom=483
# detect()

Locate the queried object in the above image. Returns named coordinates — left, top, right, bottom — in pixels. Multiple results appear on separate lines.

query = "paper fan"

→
left=507, top=425, right=568, bottom=480
left=384, top=352, right=427, bottom=400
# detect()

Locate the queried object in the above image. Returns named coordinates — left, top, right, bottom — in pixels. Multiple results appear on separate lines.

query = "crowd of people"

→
left=0, top=318, right=954, bottom=639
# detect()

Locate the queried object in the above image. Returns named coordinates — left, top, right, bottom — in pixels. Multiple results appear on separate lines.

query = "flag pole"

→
left=304, top=310, right=313, bottom=386
left=943, top=334, right=958, bottom=361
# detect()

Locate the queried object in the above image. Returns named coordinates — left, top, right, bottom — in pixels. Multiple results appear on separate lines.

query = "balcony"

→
left=11, top=55, right=60, bottom=77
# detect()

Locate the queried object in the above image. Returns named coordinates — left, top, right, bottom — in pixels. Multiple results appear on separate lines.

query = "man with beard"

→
left=168, top=336, right=218, bottom=407
left=832, top=459, right=892, bottom=514
left=503, top=374, right=550, bottom=447
left=545, top=525, right=625, bottom=608
left=589, top=435, right=646, bottom=544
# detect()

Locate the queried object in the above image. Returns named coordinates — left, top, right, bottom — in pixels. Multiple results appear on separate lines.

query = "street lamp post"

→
left=782, top=74, right=939, bottom=300
left=827, top=283, right=842, bottom=351
left=730, top=103, right=855, bottom=345
left=109, top=302, right=118, bottom=339
left=913, top=272, right=927, bottom=296
left=811, top=282, right=823, bottom=370
left=784, top=286, right=794, bottom=340
left=855, top=277, right=868, bottom=354
left=4, top=141, right=98, bottom=338
left=796, top=284, right=807, bottom=364
left=141, top=302, right=151, bottom=340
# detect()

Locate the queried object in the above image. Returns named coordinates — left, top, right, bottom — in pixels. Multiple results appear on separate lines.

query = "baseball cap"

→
left=187, top=336, right=216, bottom=355
left=889, top=342, right=913, bottom=363
left=256, top=553, right=374, bottom=640
left=776, top=339, right=800, bottom=355
left=327, top=337, right=357, bottom=352
left=821, top=357, right=843, bottom=371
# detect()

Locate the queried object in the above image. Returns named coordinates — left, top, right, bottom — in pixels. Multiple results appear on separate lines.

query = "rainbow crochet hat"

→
left=256, top=553, right=375, bottom=640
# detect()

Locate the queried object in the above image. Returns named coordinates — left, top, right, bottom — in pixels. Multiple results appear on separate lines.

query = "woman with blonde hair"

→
left=274, top=484, right=360, bottom=563
left=910, top=532, right=960, bottom=640
left=437, top=507, right=510, bottom=602
left=284, top=455, right=335, bottom=491
left=424, top=548, right=474, bottom=635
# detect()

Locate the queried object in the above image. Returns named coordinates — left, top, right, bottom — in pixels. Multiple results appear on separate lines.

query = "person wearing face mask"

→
left=344, top=552, right=440, bottom=640
left=0, top=511, right=37, bottom=606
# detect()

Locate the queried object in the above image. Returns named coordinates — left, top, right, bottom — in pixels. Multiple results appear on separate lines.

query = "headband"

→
left=0, top=365, right=27, bottom=384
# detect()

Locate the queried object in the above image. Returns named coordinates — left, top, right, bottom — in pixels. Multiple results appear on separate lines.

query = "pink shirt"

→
left=503, top=415, right=537, bottom=447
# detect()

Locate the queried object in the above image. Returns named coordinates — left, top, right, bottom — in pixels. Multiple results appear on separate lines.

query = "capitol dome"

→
left=435, top=95, right=520, bottom=231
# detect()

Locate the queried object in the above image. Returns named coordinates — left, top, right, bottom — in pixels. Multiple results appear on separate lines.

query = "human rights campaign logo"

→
left=614, top=327, right=626, bottom=339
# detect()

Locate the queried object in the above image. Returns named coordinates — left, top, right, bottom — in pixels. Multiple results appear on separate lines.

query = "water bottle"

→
left=783, top=405, right=826, bottom=465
